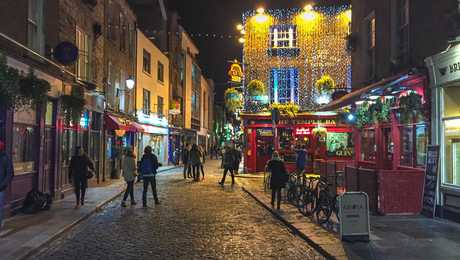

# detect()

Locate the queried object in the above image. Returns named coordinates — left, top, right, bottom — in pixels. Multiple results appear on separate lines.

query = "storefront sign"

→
left=257, top=128, right=273, bottom=137
left=427, top=44, right=460, bottom=86
left=422, top=145, right=440, bottom=218
left=136, top=110, right=169, bottom=128
left=228, top=62, right=243, bottom=84
left=295, top=127, right=311, bottom=135
left=339, top=192, right=370, bottom=242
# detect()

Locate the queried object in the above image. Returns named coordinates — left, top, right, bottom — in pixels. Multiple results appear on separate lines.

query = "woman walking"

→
left=69, top=147, right=95, bottom=209
left=266, top=151, right=288, bottom=210
left=189, top=144, right=202, bottom=182
left=121, top=148, right=137, bottom=207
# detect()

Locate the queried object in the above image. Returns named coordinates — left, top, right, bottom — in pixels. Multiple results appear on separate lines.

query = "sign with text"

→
left=339, top=192, right=370, bottom=242
left=422, top=145, right=440, bottom=218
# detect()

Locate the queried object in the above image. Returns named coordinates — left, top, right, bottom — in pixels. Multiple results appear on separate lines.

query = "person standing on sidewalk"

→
left=69, top=147, right=95, bottom=209
left=266, top=151, right=288, bottom=210
left=219, top=145, right=236, bottom=186
left=199, top=145, right=206, bottom=180
left=121, top=148, right=137, bottom=207
left=0, top=140, right=13, bottom=230
left=182, top=143, right=191, bottom=179
left=295, top=145, right=308, bottom=174
left=139, top=146, right=160, bottom=208
left=189, top=144, right=202, bottom=182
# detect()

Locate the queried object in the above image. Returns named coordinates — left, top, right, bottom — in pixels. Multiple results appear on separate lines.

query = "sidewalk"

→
left=0, top=165, right=180, bottom=260
left=237, top=174, right=460, bottom=260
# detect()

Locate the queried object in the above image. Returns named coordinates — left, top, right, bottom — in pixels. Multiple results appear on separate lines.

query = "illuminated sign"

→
left=228, top=63, right=243, bottom=83
left=136, top=110, right=169, bottom=128
left=169, top=100, right=181, bottom=115
left=295, top=127, right=311, bottom=135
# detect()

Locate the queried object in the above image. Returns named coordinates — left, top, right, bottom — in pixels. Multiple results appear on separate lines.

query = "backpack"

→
left=140, top=157, right=154, bottom=175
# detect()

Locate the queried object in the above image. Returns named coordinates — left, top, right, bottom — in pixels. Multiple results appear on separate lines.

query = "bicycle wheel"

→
left=315, top=190, right=333, bottom=225
left=298, top=189, right=316, bottom=216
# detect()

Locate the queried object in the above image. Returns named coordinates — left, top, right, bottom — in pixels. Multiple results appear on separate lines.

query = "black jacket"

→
left=182, top=149, right=190, bottom=164
left=0, top=152, right=14, bottom=192
left=267, top=159, right=287, bottom=189
left=69, top=154, right=94, bottom=180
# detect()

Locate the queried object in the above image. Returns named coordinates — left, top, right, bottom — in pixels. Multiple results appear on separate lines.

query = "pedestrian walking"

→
left=233, top=145, right=242, bottom=175
left=121, top=148, right=137, bottom=207
left=199, top=145, right=206, bottom=180
left=266, top=151, right=288, bottom=210
left=0, top=140, right=13, bottom=230
left=139, top=146, right=160, bottom=207
left=182, top=143, right=192, bottom=179
left=69, top=147, right=95, bottom=209
left=220, top=146, right=225, bottom=169
left=219, top=145, right=236, bottom=186
left=189, top=144, right=202, bottom=182
left=295, top=145, right=308, bottom=174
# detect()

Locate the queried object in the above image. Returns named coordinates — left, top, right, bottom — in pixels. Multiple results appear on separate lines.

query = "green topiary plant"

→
left=246, top=80, right=267, bottom=96
left=0, top=54, right=21, bottom=109
left=18, top=69, right=51, bottom=108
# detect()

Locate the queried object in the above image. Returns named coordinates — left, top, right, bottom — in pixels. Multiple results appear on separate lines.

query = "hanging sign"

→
left=295, top=127, right=311, bottom=135
left=422, top=145, right=440, bottom=218
left=228, top=62, right=243, bottom=84
left=339, top=192, right=370, bottom=242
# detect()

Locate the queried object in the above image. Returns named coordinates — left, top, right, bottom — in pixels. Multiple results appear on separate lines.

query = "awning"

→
left=320, top=72, right=408, bottom=111
left=105, top=114, right=138, bottom=132
left=135, top=122, right=169, bottom=135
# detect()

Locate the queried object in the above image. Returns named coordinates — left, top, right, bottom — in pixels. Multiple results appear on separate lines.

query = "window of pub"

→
left=326, top=132, right=353, bottom=157
left=400, top=124, right=428, bottom=168
left=442, top=87, right=460, bottom=187
left=12, top=109, right=38, bottom=174
left=361, top=129, right=376, bottom=161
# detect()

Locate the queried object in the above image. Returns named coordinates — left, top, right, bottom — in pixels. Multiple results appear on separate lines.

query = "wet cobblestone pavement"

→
left=33, top=161, right=324, bottom=260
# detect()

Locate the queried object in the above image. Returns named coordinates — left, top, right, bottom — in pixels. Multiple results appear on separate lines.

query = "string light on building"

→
left=241, top=5, right=352, bottom=111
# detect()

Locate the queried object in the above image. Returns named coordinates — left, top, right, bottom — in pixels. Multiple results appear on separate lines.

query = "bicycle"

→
left=315, top=177, right=340, bottom=225
left=296, top=173, right=321, bottom=217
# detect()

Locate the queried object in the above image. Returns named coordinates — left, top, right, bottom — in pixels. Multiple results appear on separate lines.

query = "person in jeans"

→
left=182, top=143, right=191, bottom=179
left=69, top=147, right=94, bottom=209
left=266, top=151, right=288, bottom=210
left=219, top=145, right=236, bottom=186
left=233, top=146, right=242, bottom=175
left=121, top=148, right=137, bottom=207
left=189, top=144, right=202, bottom=182
left=139, top=146, right=160, bottom=208
left=0, top=140, right=13, bottom=230
left=199, top=145, right=206, bottom=180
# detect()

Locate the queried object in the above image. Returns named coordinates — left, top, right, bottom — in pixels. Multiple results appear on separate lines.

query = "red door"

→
left=256, top=130, right=274, bottom=172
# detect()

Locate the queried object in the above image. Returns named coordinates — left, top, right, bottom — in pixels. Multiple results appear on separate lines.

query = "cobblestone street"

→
left=32, top=160, right=324, bottom=260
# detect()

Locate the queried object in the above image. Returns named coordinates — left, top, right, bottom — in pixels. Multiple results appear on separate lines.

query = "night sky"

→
left=168, top=0, right=349, bottom=102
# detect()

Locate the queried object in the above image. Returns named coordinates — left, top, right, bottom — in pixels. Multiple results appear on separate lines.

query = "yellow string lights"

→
left=241, top=5, right=352, bottom=111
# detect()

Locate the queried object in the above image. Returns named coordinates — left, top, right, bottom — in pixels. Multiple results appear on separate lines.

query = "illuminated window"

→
left=270, top=25, right=297, bottom=49
left=76, top=27, right=91, bottom=81
left=143, top=49, right=151, bottom=74
left=270, top=68, right=298, bottom=104
left=143, top=89, right=150, bottom=115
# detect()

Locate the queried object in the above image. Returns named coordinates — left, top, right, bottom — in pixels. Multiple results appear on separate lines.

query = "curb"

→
left=19, top=185, right=126, bottom=260
left=242, top=187, right=338, bottom=260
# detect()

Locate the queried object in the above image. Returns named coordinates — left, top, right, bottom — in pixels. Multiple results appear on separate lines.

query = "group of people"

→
left=68, top=145, right=161, bottom=209
left=182, top=143, right=206, bottom=181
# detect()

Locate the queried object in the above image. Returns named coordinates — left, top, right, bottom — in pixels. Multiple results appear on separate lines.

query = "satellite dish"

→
left=54, top=42, right=79, bottom=65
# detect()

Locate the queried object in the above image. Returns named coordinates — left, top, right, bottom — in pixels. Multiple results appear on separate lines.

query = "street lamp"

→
left=126, top=76, right=135, bottom=90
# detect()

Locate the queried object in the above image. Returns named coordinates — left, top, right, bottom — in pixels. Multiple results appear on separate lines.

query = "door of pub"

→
left=43, top=101, right=56, bottom=196
left=256, top=128, right=274, bottom=172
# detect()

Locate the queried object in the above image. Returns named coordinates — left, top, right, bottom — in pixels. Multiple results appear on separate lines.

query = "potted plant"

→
left=61, top=85, right=86, bottom=125
left=224, top=87, right=243, bottom=112
left=18, top=69, right=51, bottom=108
left=0, top=54, right=21, bottom=109
left=399, top=92, right=423, bottom=124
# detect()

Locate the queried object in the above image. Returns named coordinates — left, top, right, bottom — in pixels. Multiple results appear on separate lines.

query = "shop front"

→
left=104, top=112, right=139, bottom=180
left=426, top=43, right=460, bottom=222
left=168, top=127, right=182, bottom=165
left=135, top=124, right=169, bottom=165
left=321, top=72, right=429, bottom=215
left=241, top=112, right=354, bottom=174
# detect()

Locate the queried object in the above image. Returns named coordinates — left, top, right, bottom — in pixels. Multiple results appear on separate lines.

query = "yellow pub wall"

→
left=181, top=31, right=199, bottom=129
left=136, top=29, right=169, bottom=119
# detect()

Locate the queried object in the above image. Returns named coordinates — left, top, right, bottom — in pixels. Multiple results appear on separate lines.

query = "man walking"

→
left=219, top=145, right=236, bottom=186
left=0, top=140, right=13, bottom=230
left=139, top=146, right=160, bottom=207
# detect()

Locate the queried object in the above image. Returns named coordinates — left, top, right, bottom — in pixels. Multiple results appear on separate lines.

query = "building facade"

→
left=135, top=29, right=169, bottom=165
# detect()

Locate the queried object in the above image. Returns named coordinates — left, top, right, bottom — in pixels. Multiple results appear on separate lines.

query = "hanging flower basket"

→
left=369, top=98, right=391, bottom=124
left=315, top=74, right=336, bottom=95
left=312, top=126, right=328, bottom=140
left=356, top=102, right=371, bottom=129
left=399, top=92, right=424, bottom=124
left=61, top=85, right=86, bottom=125
left=225, top=87, right=242, bottom=112
left=18, top=69, right=51, bottom=108
left=269, top=102, right=299, bottom=118
left=0, top=54, right=21, bottom=109
left=247, top=79, right=267, bottom=96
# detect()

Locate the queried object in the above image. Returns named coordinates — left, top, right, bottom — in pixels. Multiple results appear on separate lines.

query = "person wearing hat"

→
left=121, top=147, right=137, bottom=207
left=0, top=140, right=13, bottom=230
left=69, top=146, right=95, bottom=209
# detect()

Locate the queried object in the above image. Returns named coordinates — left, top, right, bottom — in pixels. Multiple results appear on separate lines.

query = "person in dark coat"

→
left=296, top=145, right=308, bottom=173
left=189, top=144, right=202, bottom=181
left=0, top=140, right=13, bottom=230
left=182, top=143, right=192, bottom=179
left=219, top=145, right=236, bottom=186
left=69, top=146, right=95, bottom=209
left=233, top=146, right=242, bottom=175
left=139, top=146, right=160, bottom=207
left=266, top=151, right=288, bottom=210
